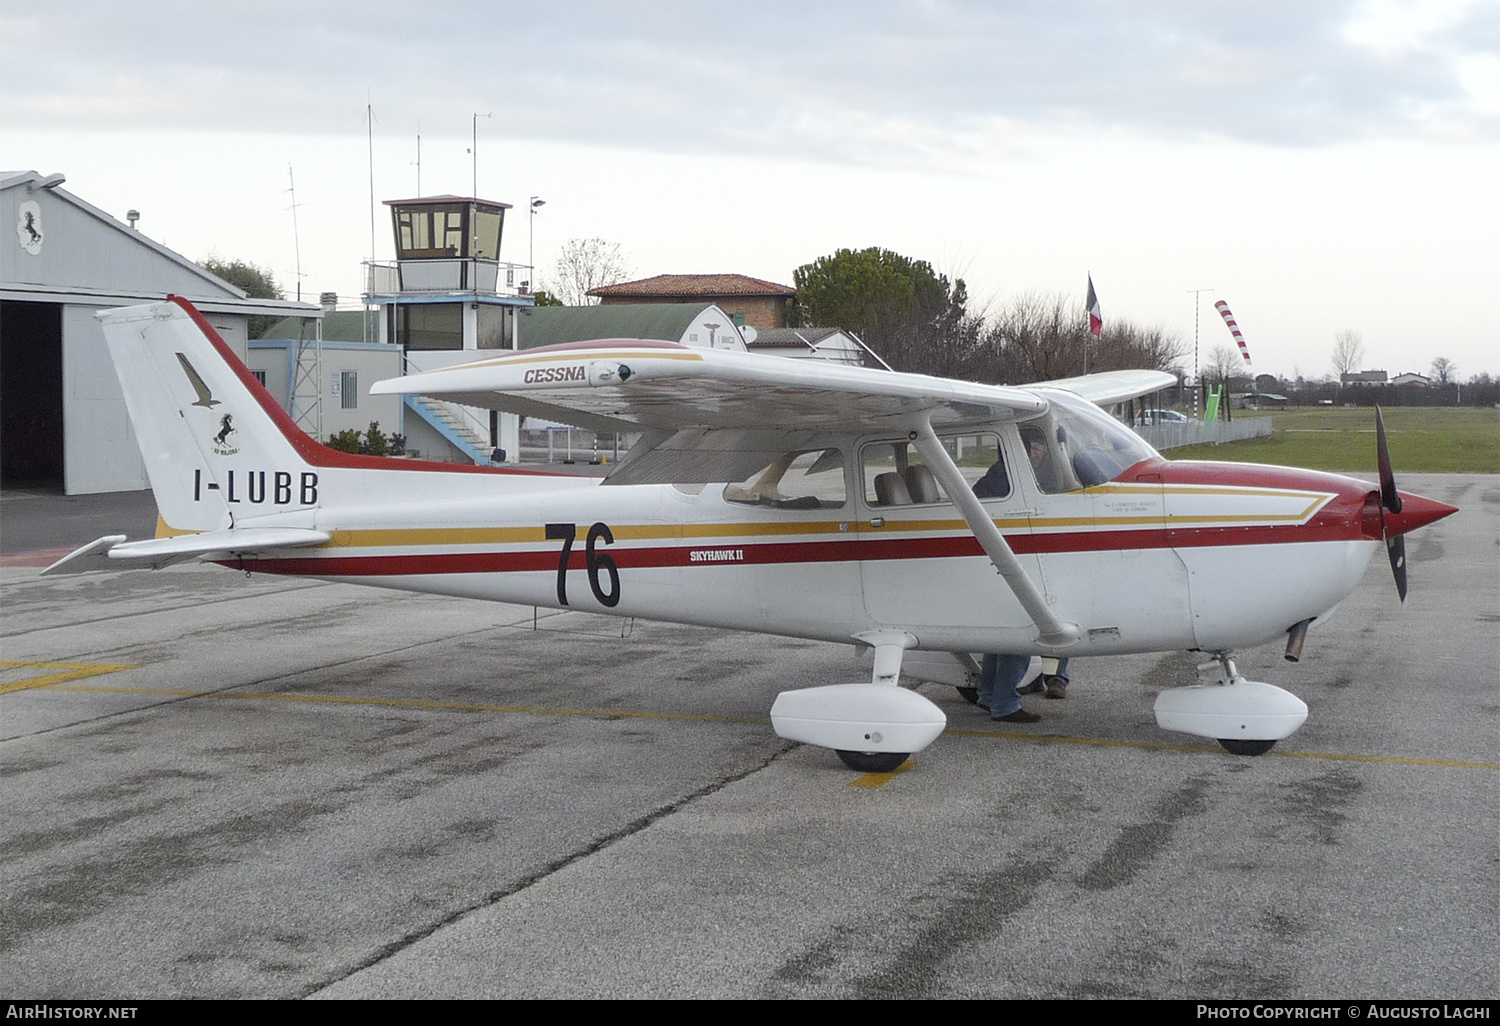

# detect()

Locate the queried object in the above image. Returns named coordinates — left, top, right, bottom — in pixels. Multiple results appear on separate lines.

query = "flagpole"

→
left=1085, top=274, right=1103, bottom=376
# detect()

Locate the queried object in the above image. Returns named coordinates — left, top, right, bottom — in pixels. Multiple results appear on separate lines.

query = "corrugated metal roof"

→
left=515, top=303, right=725, bottom=348
left=747, top=326, right=842, bottom=348
left=260, top=310, right=371, bottom=342
left=588, top=273, right=795, bottom=298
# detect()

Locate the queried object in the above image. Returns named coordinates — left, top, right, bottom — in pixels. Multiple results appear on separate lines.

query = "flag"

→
left=1086, top=275, right=1102, bottom=337
left=1214, top=300, right=1252, bottom=364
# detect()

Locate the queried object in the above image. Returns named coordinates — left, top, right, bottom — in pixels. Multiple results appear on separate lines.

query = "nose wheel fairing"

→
left=1154, top=655, right=1308, bottom=753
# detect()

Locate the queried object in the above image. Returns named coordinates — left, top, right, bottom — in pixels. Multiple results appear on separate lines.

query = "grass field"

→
left=1166, top=406, right=1500, bottom=474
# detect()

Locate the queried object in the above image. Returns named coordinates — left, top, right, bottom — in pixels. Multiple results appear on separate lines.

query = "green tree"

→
left=790, top=247, right=967, bottom=374
left=791, top=247, right=962, bottom=335
left=200, top=256, right=283, bottom=338
left=530, top=289, right=564, bottom=307
left=201, top=256, right=281, bottom=298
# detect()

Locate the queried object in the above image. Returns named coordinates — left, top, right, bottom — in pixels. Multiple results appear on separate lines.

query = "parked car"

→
left=1135, top=409, right=1190, bottom=425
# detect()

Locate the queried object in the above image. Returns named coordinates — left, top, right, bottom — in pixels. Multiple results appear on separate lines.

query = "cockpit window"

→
left=861, top=432, right=1007, bottom=506
left=723, top=448, right=846, bottom=509
left=1021, top=391, right=1158, bottom=493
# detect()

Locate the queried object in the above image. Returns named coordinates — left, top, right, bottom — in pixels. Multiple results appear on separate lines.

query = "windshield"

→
left=1021, top=391, right=1158, bottom=492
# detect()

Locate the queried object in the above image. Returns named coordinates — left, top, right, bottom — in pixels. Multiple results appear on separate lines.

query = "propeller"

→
left=1374, top=405, right=1407, bottom=602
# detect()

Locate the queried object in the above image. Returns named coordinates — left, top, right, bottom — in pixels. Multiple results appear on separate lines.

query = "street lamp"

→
left=529, top=196, right=546, bottom=294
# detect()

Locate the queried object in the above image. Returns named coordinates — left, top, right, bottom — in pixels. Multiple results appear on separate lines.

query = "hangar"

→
left=515, top=303, right=748, bottom=351
left=1, top=170, right=317, bottom=494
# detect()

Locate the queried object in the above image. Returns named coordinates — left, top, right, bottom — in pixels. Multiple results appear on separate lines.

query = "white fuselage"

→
left=221, top=446, right=1377, bottom=659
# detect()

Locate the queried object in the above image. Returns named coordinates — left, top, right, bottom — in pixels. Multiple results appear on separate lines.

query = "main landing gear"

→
left=1217, top=738, right=1278, bottom=756
left=770, top=631, right=947, bottom=773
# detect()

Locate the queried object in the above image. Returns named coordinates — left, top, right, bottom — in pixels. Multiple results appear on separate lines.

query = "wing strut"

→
left=910, top=418, right=1081, bottom=649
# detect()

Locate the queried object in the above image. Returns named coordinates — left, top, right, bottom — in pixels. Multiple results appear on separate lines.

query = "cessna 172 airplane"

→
left=47, top=297, right=1456, bottom=772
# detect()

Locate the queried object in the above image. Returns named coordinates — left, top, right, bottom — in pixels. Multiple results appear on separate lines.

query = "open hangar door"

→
left=1, top=300, right=64, bottom=490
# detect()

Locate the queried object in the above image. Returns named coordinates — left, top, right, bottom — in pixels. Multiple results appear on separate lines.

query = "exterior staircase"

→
left=405, top=394, right=491, bottom=464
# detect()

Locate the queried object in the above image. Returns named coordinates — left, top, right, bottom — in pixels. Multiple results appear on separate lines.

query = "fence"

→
left=1135, top=418, right=1272, bottom=451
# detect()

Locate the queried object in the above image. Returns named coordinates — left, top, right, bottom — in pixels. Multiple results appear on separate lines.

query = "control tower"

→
left=363, top=195, right=535, bottom=462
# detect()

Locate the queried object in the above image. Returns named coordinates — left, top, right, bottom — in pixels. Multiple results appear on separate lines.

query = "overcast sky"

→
left=4, top=0, right=1497, bottom=379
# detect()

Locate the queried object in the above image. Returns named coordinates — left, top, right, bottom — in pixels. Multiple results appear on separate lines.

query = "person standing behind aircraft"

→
left=1019, top=657, right=1069, bottom=699
left=970, top=447, right=1041, bottom=721
left=977, top=654, right=1042, bottom=723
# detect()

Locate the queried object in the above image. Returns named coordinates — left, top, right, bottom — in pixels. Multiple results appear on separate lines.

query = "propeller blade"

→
left=1386, top=533, right=1408, bottom=603
left=1375, top=405, right=1402, bottom=514
left=1376, top=405, right=1409, bottom=602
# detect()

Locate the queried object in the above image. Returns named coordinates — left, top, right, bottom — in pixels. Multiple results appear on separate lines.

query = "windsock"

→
left=1214, top=300, right=1252, bottom=364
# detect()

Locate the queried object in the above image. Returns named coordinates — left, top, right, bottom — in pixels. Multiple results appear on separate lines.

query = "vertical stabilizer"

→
left=98, top=299, right=315, bottom=533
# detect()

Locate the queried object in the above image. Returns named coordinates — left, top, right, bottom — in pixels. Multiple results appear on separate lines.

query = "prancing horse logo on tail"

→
left=211, top=413, right=238, bottom=456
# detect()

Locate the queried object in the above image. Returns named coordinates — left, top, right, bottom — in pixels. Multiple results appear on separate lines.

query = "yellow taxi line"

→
left=27, top=678, right=1499, bottom=772
left=0, top=661, right=139, bottom=694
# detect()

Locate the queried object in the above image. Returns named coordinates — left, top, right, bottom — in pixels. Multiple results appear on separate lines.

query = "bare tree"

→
left=1206, top=344, right=1249, bottom=389
left=1332, top=329, right=1366, bottom=378
left=546, top=238, right=630, bottom=306
left=963, top=290, right=1185, bottom=385
left=1430, top=356, right=1457, bottom=384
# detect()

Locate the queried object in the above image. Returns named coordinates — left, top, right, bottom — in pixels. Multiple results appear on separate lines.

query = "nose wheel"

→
left=1217, top=737, right=1277, bottom=756
left=836, top=750, right=911, bottom=773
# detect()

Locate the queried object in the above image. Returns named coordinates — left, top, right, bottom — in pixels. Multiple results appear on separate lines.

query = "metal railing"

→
left=363, top=259, right=536, bottom=298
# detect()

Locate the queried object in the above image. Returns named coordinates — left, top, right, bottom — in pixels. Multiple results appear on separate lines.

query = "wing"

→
left=370, top=340, right=1172, bottom=485
left=371, top=339, right=1048, bottom=434
left=1031, top=368, right=1179, bottom=406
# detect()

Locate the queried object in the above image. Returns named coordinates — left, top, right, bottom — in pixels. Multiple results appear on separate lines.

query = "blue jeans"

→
left=978, top=654, right=1034, bottom=717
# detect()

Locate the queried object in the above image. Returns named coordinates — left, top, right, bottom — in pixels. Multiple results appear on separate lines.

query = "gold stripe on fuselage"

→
left=158, top=482, right=1335, bottom=550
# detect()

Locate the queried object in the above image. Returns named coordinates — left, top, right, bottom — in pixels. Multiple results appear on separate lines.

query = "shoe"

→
left=1044, top=676, right=1067, bottom=700
left=1017, top=676, right=1046, bottom=696
left=993, top=708, right=1041, bottom=723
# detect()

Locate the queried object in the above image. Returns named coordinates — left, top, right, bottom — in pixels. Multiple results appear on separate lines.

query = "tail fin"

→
left=99, top=297, right=319, bottom=533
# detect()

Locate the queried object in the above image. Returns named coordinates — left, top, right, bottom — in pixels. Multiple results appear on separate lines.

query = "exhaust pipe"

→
left=1284, top=618, right=1313, bottom=662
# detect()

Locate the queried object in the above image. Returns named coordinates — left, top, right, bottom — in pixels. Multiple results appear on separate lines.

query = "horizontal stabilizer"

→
left=42, top=529, right=332, bottom=576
